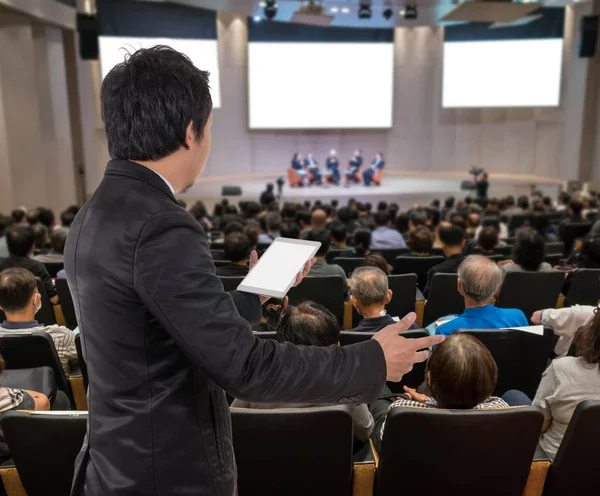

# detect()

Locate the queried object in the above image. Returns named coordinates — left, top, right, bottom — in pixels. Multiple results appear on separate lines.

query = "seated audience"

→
left=423, top=224, right=466, bottom=296
left=11, top=209, right=26, bottom=226
left=500, top=227, right=553, bottom=277
left=371, top=333, right=508, bottom=448
left=0, top=226, right=58, bottom=303
left=476, top=227, right=499, bottom=255
left=310, top=209, right=328, bottom=230
left=34, top=226, right=68, bottom=263
left=0, top=216, right=11, bottom=258
left=561, top=234, right=600, bottom=294
left=257, top=212, right=281, bottom=245
left=435, top=256, right=528, bottom=336
left=466, top=212, right=481, bottom=238
left=475, top=206, right=509, bottom=239
left=330, top=221, right=349, bottom=250
left=336, top=206, right=358, bottom=235
left=233, top=301, right=374, bottom=447
left=370, top=212, right=407, bottom=250
left=344, top=229, right=371, bottom=258
left=408, top=209, right=428, bottom=231
left=252, top=297, right=287, bottom=333
left=407, top=226, right=434, bottom=256
left=296, top=211, right=312, bottom=236
left=503, top=196, right=522, bottom=217
left=304, top=229, right=348, bottom=293
left=60, top=210, right=76, bottom=228
left=243, top=223, right=259, bottom=250
left=559, top=199, right=585, bottom=235
left=0, top=268, right=76, bottom=374
left=279, top=222, right=301, bottom=240
left=361, top=253, right=390, bottom=275
left=216, top=233, right=251, bottom=277
left=31, top=224, right=50, bottom=255
left=37, top=207, right=56, bottom=231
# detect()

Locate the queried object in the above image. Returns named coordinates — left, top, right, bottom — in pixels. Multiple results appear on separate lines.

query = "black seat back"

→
left=376, top=407, right=543, bottom=496
left=485, top=254, right=505, bottom=262
left=545, top=242, right=564, bottom=255
left=214, top=260, right=231, bottom=268
left=75, top=334, right=88, bottom=390
left=495, top=245, right=513, bottom=257
left=458, top=327, right=556, bottom=397
left=561, top=222, right=592, bottom=256
left=508, top=214, right=532, bottom=234
left=374, top=248, right=410, bottom=265
left=42, top=262, right=64, bottom=278
left=232, top=406, right=353, bottom=496
left=333, top=257, right=364, bottom=277
left=0, top=411, right=87, bottom=496
left=564, top=269, right=600, bottom=307
left=544, top=254, right=562, bottom=266
left=392, top=256, right=444, bottom=291
left=56, top=278, right=78, bottom=330
left=542, top=400, right=600, bottom=496
left=0, top=332, right=73, bottom=403
left=496, top=271, right=564, bottom=323
left=288, top=276, right=345, bottom=326
left=35, top=278, right=57, bottom=326
left=253, top=331, right=277, bottom=340
left=210, top=249, right=227, bottom=260
left=326, top=249, right=346, bottom=264
left=219, top=276, right=245, bottom=292
left=423, top=273, right=465, bottom=327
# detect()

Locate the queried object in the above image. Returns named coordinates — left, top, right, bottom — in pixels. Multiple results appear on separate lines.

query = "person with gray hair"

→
left=435, top=255, right=528, bottom=336
left=34, top=226, right=69, bottom=263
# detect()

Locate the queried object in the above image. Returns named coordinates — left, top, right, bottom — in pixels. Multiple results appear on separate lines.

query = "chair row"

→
left=2, top=400, right=599, bottom=496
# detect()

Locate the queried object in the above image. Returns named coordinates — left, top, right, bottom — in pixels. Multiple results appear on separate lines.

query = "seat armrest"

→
left=522, top=461, right=551, bottom=496
left=353, top=462, right=375, bottom=496
left=0, top=466, right=26, bottom=496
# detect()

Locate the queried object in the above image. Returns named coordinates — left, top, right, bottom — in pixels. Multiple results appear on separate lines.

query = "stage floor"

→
left=183, top=171, right=563, bottom=210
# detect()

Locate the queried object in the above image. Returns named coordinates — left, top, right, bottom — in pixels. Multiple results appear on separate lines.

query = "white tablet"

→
left=237, top=237, right=321, bottom=298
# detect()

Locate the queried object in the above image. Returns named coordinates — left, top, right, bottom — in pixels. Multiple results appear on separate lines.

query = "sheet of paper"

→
left=501, top=325, right=544, bottom=336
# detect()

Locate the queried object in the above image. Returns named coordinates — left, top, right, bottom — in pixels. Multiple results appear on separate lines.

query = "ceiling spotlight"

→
left=404, top=4, right=417, bottom=20
left=341, top=6, right=350, bottom=14
left=331, top=7, right=339, bottom=13
left=264, top=0, right=278, bottom=20
left=253, top=15, right=262, bottom=22
left=358, top=2, right=372, bottom=19
left=383, top=7, right=394, bottom=20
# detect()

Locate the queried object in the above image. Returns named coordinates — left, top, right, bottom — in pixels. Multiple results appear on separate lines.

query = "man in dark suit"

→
left=344, top=149, right=363, bottom=186
left=362, top=152, right=385, bottom=186
left=325, top=149, right=340, bottom=185
left=65, top=47, right=442, bottom=496
left=303, top=152, right=322, bottom=185
left=423, top=224, right=466, bottom=297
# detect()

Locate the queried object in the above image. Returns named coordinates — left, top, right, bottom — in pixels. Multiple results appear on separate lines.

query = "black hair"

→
left=439, top=225, right=465, bottom=247
left=0, top=268, right=37, bottom=313
left=6, top=226, right=35, bottom=257
left=11, top=209, right=25, bottom=224
left=281, top=203, right=297, bottom=221
left=377, top=201, right=388, bottom=212
left=374, top=211, right=390, bottom=227
left=296, top=211, right=311, bottom=227
left=223, top=222, right=244, bottom=236
left=266, top=183, right=274, bottom=191
left=60, top=210, right=76, bottom=227
left=336, top=207, right=352, bottom=223
left=408, top=226, right=434, bottom=254
left=477, top=227, right=498, bottom=253
left=579, top=235, right=600, bottom=268
left=304, top=229, right=330, bottom=257
left=31, top=224, right=49, bottom=249
left=330, top=221, right=347, bottom=242
left=37, top=208, right=55, bottom=229
left=26, top=210, right=39, bottom=226
left=444, top=196, right=455, bottom=209
left=513, top=227, right=546, bottom=271
left=280, top=222, right=301, bottom=240
left=223, top=233, right=251, bottom=263
left=265, top=212, right=281, bottom=232
left=353, top=229, right=372, bottom=256
left=50, top=227, right=69, bottom=254
left=409, top=209, right=428, bottom=228
left=277, top=301, right=340, bottom=347
left=569, top=199, right=583, bottom=217
left=517, top=196, right=529, bottom=210
left=101, top=46, right=212, bottom=161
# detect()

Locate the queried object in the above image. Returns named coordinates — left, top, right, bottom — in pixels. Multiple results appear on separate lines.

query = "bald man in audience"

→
left=311, top=209, right=328, bottom=231
left=434, top=255, right=528, bottom=336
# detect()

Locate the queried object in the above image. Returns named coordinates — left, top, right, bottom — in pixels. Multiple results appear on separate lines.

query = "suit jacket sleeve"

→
left=133, top=211, right=386, bottom=404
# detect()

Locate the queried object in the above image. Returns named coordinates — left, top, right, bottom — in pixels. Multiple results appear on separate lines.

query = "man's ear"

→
left=427, top=371, right=431, bottom=386
left=386, top=289, right=393, bottom=305
left=457, top=278, right=464, bottom=297
left=183, top=121, right=195, bottom=150
left=350, top=295, right=358, bottom=308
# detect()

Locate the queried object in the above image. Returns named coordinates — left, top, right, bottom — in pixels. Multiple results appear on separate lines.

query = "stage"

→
left=183, top=171, right=564, bottom=210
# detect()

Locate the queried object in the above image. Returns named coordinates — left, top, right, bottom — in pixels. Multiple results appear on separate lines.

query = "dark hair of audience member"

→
left=0, top=267, right=37, bottom=312
left=427, top=333, right=498, bottom=409
left=213, top=203, right=224, bottom=219
left=281, top=204, right=296, bottom=221
left=374, top=211, right=390, bottom=228
left=428, top=207, right=441, bottom=227
left=304, top=229, right=330, bottom=257
left=394, top=213, right=409, bottom=233
left=11, top=209, right=25, bottom=224
left=331, top=199, right=339, bottom=208
left=444, top=196, right=455, bottom=209
left=31, top=224, right=49, bottom=249
left=296, top=210, right=311, bottom=227
left=336, top=207, right=352, bottom=223
left=353, top=229, right=372, bottom=257
left=223, top=233, right=251, bottom=264
left=6, top=226, right=35, bottom=258
left=189, top=201, right=208, bottom=221
left=569, top=199, right=584, bottom=217
left=431, top=199, right=441, bottom=209
left=512, top=227, right=546, bottom=271
left=579, top=235, right=600, bottom=268
left=377, top=201, right=388, bottom=212
left=574, top=307, right=600, bottom=365
left=60, top=210, right=76, bottom=227
left=408, top=226, right=434, bottom=254
left=243, top=224, right=259, bottom=247
left=38, top=208, right=55, bottom=229
left=438, top=224, right=465, bottom=247
left=280, top=222, right=301, bottom=240
left=225, top=205, right=238, bottom=215
left=450, top=214, right=467, bottom=232
left=26, top=210, right=39, bottom=226
left=330, top=221, right=347, bottom=243
left=477, top=227, right=498, bottom=253
left=362, top=254, right=390, bottom=275
left=277, top=301, right=340, bottom=347
left=219, top=214, right=242, bottom=231
left=465, top=197, right=473, bottom=205
left=223, top=222, right=244, bottom=236
left=102, top=46, right=211, bottom=161
left=517, top=196, right=529, bottom=211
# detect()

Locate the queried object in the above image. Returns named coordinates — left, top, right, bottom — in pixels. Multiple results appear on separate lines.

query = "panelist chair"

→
left=232, top=406, right=354, bottom=496
left=422, top=273, right=465, bottom=327
left=392, top=256, right=444, bottom=291
left=0, top=411, right=87, bottom=496
left=372, top=168, right=383, bottom=186
left=287, top=168, right=303, bottom=187
left=288, top=276, right=345, bottom=327
left=541, top=400, right=600, bottom=496
left=564, top=268, right=600, bottom=307
left=375, top=406, right=544, bottom=496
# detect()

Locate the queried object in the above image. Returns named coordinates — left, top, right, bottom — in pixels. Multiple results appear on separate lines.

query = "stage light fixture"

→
left=264, top=0, right=278, bottom=20
left=383, top=7, right=394, bottom=20
left=404, top=4, right=417, bottom=20
left=331, top=6, right=339, bottom=13
left=341, top=6, right=350, bottom=13
left=358, top=2, right=372, bottom=19
left=253, top=15, right=262, bottom=22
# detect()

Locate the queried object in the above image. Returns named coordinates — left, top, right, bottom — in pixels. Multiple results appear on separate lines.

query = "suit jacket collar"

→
left=104, top=160, right=176, bottom=201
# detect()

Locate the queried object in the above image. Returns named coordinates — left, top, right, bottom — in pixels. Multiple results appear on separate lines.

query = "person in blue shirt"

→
left=303, top=153, right=322, bottom=185
left=363, top=152, right=385, bottom=186
left=435, top=255, right=528, bottom=336
left=290, top=153, right=308, bottom=185
left=370, top=211, right=407, bottom=249
left=344, top=149, right=363, bottom=186
left=324, top=149, right=340, bottom=185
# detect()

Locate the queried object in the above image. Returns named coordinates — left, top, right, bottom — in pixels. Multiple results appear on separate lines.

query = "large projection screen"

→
left=99, top=37, right=221, bottom=108
left=247, top=24, right=394, bottom=130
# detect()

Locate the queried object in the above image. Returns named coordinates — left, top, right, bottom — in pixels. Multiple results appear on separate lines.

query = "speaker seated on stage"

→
left=304, top=229, right=348, bottom=294
left=343, top=149, right=363, bottom=186
left=215, top=233, right=251, bottom=277
left=363, top=153, right=385, bottom=187
left=323, top=149, right=341, bottom=185
left=303, top=153, right=322, bottom=185
left=289, top=153, right=307, bottom=186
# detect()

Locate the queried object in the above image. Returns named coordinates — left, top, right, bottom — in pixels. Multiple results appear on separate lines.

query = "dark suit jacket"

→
left=65, top=160, right=386, bottom=496
left=0, top=255, right=56, bottom=298
left=215, top=264, right=249, bottom=277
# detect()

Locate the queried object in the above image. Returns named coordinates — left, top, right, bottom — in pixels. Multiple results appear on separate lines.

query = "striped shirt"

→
left=0, top=387, right=24, bottom=413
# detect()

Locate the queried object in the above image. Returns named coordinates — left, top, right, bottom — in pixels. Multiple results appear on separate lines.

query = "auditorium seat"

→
left=231, top=406, right=355, bottom=496
left=496, top=271, right=564, bottom=323
left=485, top=254, right=505, bottom=262
left=253, top=331, right=277, bottom=340
left=431, top=247, right=444, bottom=256
left=0, top=411, right=87, bottom=496
left=288, top=276, right=345, bottom=326
left=326, top=249, right=347, bottom=264
left=219, top=276, right=244, bottom=292
left=55, top=278, right=77, bottom=330
left=333, top=257, right=365, bottom=277
left=560, top=222, right=591, bottom=256
left=494, top=245, right=513, bottom=257
left=541, top=400, right=600, bottom=496
left=210, top=249, right=227, bottom=260
left=544, top=254, right=562, bottom=266
left=392, top=256, right=444, bottom=291
left=0, top=332, right=74, bottom=407
left=458, top=327, right=556, bottom=398
left=508, top=214, right=532, bottom=234
left=42, top=262, right=63, bottom=278
left=564, top=269, right=600, bottom=307
left=373, top=248, right=410, bottom=265
left=422, top=273, right=465, bottom=327
left=544, top=242, right=564, bottom=255
left=375, top=406, right=543, bottom=496
left=214, top=260, right=231, bottom=268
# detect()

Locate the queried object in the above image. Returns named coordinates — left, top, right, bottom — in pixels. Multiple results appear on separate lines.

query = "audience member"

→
left=336, top=207, right=358, bottom=235
left=0, top=226, right=57, bottom=303
left=561, top=234, right=600, bottom=294
left=370, top=212, right=406, bottom=250
left=260, top=183, right=276, bottom=208
left=503, top=196, right=522, bottom=217
left=26, top=210, right=40, bottom=227
left=466, top=212, right=481, bottom=238
left=558, top=199, right=585, bottom=241
left=423, top=224, right=466, bottom=296
left=10, top=209, right=26, bottom=225
left=434, top=256, right=528, bottom=336
left=257, top=212, right=281, bottom=245
left=500, top=227, right=553, bottom=277
left=60, top=210, right=76, bottom=228
left=243, top=224, right=259, bottom=249
left=517, top=196, right=530, bottom=213
left=0, top=268, right=76, bottom=373
left=476, top=206, right=509, bottom=239
left=330, top=222, right=349, bottom=250
left=310, top=209, right=328, bottom=231
left=216, top=233, right=251, bottom=277
left=34, top=227, right=68, bottom=263
left=37, top=208, right=56, bottom=231
left=476, top=227, right=499, bottom=255
left=361, top=253, right=390, bottom=275
left=407, top=226, right=434, bottom=256
left=296, top=211, right=312, bottom=236
left=279, top=222, right=301, bottom=240
left=0, top=216, right=11, bottom=258
left=356, top=203, right=374, bottom=229
left=304, top=229, right=348, bottom=293
left=408, top=209, right=428, bottom=231
left=556, top=192, right=571, bottom=212
left=31, top=224, right=50, bottom=255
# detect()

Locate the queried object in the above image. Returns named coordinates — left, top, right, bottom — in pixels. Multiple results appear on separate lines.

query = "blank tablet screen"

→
left=238, top=239, right=319, bottom=298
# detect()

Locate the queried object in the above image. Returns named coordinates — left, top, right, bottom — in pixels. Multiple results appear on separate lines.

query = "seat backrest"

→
left=288, top=276, right=345, bottom=326
left=485, top=254, right=505, bottom=262
left=214, top=260, right=231, bottom=268
left=374, top=248, right=410, bottom=265
left=0, top=332, right=72, bottom=401
left=376, top=406, right=543, bottom=496
left=253, top=331, right=277, bottom=340
left=496, top=271, right=564, bottom=323
left=55, top=278, right=78, bottom=330
left=219, top=276, right=245, bottom=292
left=564, top=268, right=600, bottom=307
left=542, top=400, right=600, bottom=496
left=34, top=277, right=56, bottom=326
left=333, top=257, right=364, bottom=277
left=423, top=273, right=465, bottom=327
left=326, top=249, right=346, bottom=264
left=544, top=253, right=562, bottom=266
left=0, top=411, right=87, bottom=496
left=42, top=262, right=64, bottom=278
left=494, top=245, right=513, bottom=257
left=75, top=334, right=88, bottom=390
left=232, top=406, right=354, bottom=496
left=458, top=327, right=556, bottom=397
left=210, top=249, right=227, bottom=260
left=561, top=222, right=592, bottom=256
left=430, top=247, right=444, bottom=256
left=508, top=214, right=532, bottom=233
left=544, top=242, right=564, bottom=255
left=392, top=256, right=444, bottom=291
